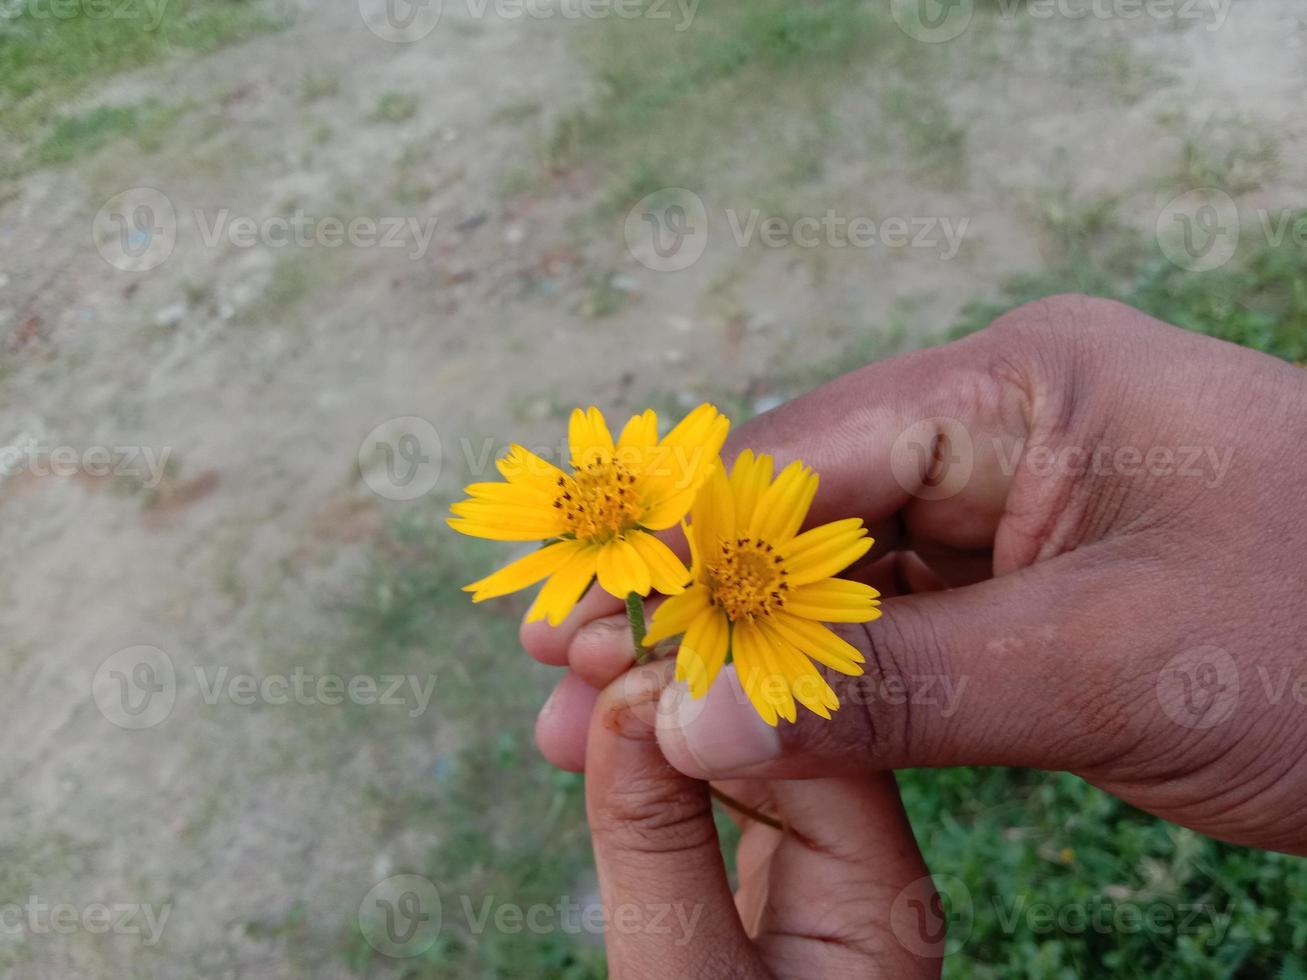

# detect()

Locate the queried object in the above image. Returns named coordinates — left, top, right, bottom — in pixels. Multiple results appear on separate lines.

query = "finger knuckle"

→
left=591, top=778, right=715, bottom=857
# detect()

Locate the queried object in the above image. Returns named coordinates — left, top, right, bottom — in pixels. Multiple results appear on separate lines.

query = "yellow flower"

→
left=449, top=404, right=729, bottom=625
left=643, top=451, right=881, bottom=725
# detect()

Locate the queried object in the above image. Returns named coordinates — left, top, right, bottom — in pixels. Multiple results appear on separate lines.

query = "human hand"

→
left=585, top=661, right=942, bottom=979
left=529, top=294, right=1307, bottom=855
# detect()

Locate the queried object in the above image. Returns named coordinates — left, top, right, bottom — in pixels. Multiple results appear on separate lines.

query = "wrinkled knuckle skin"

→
left=841, top=611, right=940, bottom=767
left=590, top=777, right=715, bottom=858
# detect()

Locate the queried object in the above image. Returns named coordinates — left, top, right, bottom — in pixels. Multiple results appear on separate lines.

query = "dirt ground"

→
left=1, top=1, right=1305, bottom=976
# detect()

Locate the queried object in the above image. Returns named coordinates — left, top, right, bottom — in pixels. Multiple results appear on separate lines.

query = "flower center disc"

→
left=707, top=537, right=787, bottom=622
left=554, top=457, right=642, bottom=541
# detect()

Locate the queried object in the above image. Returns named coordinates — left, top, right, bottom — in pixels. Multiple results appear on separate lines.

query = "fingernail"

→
left=661, top=666, right=781, bottom=774
left=604, top=662, right=674, bottom=741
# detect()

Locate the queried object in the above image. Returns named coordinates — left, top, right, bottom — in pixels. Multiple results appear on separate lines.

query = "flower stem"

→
left=710, top=787, right=783, bottom=831
left=625, top=592, right=649, bottom=664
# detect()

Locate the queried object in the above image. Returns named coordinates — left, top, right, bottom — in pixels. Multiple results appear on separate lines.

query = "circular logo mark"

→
left=890, top=873, right=973, bottom=957
left=1156, top=188, right=1240, bottom=272
left=891, top=0, right=974, bottom=43
left=889, top=417, right=975, bottom=501
left=93, top=645, right=177, bottom=730
left=616, top=658, right=710, bottom=734
left=358, top=874, right=442, bottom=958
left=93, top=188, right=177, bottom=273
left=1156, top=646, right=1239, bottom=730
left=358, top=417, right=443, bottom=501
left=359, top=0, right=442, bottom=43
left=623, top=188, right=709, bottom=272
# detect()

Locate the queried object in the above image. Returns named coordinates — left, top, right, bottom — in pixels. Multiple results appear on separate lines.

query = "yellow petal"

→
left=595, top=537, right=652, bottom=598
left=760, top=622, right=839, bottom=719
left=643, top=584, right=711, bottom=646
left=497, top=444, right=569, bottom=494
left=568, top=406, right=616, bottom=469
left=781, top=521, right=873, bottom=586
left=525, top=545, right=600, bottom=625
left=733, top=632, right=779, bottom=726
left=678, top=606, right=730, bottom=698
left=643, top=403, right=729, bottom=502
left=627, top=531, right=690, bottom=595
left=769, top=611, right=866, bottom=675
left=448, top=500, right=567, bottom=540
left=641, top=485, right=700, bottom=531
left=785, top=578, right=882, bottom=623
left=462, top=481, right=553, bottom=507
left=617, top=409, right=659, bottom=452
left=728, top=450, right=773, bottom=532
left=743, top=621, right=796, bottom=723
left=749, top=459, right=818, bottom=544
left=687, top=462, right=735, bottom=564
left=447, top=518, right=563, bottom=542
left=464, top=540, right=584, bottom=601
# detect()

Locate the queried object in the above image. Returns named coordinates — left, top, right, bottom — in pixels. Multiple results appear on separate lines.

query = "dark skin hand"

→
left=528, top=294, right=1307, bottom=973
left=587, top=660, right=942, bottom=979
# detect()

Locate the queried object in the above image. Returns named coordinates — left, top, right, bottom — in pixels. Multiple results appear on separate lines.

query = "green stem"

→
left=625, top=592, right=650, bottom=664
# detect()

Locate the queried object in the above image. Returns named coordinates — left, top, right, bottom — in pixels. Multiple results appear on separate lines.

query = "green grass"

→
left=541, top=0, right=906, bottom=214
left=0, top=0, right=284, bottom=141
left=369, top=91, right=419, bottom=125
left=951, top=213, right=1307, bottom=365
left=31, top=98, right=184, bottom=165
left=334, top=510, right=606, bottom=979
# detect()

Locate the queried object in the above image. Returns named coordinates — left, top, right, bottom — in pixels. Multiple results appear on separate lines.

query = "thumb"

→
left=656, top=547, right=1144, bottom=781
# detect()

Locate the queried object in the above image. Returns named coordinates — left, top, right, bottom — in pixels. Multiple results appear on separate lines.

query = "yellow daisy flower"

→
left=449, top=404, right=729, bottom=626
left=642, top=451, right=882, bottom=725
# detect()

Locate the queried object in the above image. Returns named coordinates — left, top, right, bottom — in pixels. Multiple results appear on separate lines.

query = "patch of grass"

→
left=1163, top=114, right=1281, bottom=196
left=334, top=508, right=606, bottom=978
left=31, top=98, right=183, bottom=166
left=1025, top=178, right=1129, bottom=269
left=544, top=0, right=901, bottom=209
left=235, top=249, right=338, bottom=329
left=299, top=69, right=340, bottom=103
left=0, top=0, right=286, bottom=140
left=883, top=84, right=969, bottom=189
left=369, top=91, right=419, bottom=124
left=951, top=212, right=1307, bottom=364
left=900, top=767, right=1307, bottom=979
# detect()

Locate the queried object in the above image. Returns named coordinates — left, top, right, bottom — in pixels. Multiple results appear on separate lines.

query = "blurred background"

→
left=2, top=0, right=1306, bottom=976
